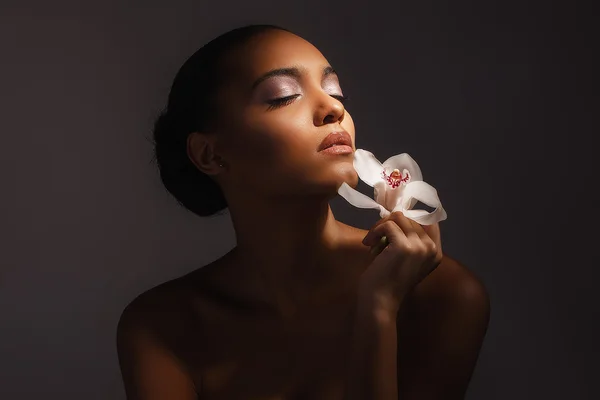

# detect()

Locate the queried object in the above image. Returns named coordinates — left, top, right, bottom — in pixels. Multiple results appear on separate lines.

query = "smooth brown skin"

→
left=117, top=30, right=490, bottom=399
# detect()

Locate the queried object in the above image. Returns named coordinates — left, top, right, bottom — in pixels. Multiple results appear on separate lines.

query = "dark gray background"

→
left=1, top=1, right=597, bottom=399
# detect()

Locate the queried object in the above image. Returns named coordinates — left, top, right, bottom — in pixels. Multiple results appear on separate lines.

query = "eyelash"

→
left=266, top=94, right=350, bottom=110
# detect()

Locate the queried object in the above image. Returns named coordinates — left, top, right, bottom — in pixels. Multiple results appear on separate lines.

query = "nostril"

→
left=323, top=114, right=337, bottom=124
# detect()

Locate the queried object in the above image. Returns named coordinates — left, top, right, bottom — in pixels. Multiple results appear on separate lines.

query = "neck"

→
left=224, top=192, right=349, bottom=317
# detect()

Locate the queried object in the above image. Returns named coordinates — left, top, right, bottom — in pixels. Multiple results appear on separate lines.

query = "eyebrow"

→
left=251, top=65, right=337, bottom=90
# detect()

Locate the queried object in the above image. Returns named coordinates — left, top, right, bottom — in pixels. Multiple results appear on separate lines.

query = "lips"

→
left=318, top=130, right=353, bottom=152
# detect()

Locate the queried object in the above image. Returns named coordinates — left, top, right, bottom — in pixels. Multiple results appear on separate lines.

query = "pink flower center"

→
left=382, top=168, right=410, bottom=189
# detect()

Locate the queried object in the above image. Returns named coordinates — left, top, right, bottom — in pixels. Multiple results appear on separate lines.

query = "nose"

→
left=313, top=93, right=345, bottom=126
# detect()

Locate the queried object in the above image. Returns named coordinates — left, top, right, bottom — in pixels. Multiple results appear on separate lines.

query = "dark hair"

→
left=152, top=24, right=291, bottom=217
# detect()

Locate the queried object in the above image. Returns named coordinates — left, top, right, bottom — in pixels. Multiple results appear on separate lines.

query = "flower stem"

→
left=369, top=235, right=389, bottom=256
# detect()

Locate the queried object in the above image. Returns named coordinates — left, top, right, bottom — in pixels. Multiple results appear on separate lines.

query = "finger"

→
left=365, top=214, right=392, bottom=235
left=362, top=214, right=392, bottom=245
left=412, top=222, right=438, bottom=254
left=363, top=219, right=408, bottom=250
left=391, top=213, right=437, bottom=250
left=422, top=222, right=442, bottom=252
left=388, top=213, right=439, bottom=262
left=388, top=211, right=422, bottom=240
left=369, top=235, right=390, bottom=256
left=362, top=211, right=408, bottom=246
left=422, top=222, right=441, bottom=243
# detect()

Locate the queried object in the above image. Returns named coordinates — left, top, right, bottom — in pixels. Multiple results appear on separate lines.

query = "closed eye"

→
left=331, top=94, right=349, bottom=103
left=266, top=93, right=350, bottom=111
left=266, top=94, right=300, bottom=110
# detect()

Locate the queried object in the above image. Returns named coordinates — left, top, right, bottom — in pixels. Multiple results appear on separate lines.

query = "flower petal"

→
left=338, top=182, right=388, bottom=216
left=400, top=207, right=446, bottom=225
left=353, top=149, right=385, bottom=187
left=381, top=183, right=405, bottom=213
left=373, top=181, right=387, bottom=205
left=382, top=153, right=423, bottom=182
left=392, top=180, right=447, bottom=225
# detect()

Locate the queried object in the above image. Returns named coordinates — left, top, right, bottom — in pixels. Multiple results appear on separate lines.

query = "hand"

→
left=358, top=211, right=443, bottom=316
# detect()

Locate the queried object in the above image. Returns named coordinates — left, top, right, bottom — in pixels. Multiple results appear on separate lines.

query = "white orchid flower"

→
left=337, top=149, right=447, bottom=225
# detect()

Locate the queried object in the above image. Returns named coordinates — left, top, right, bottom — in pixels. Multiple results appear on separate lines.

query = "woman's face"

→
left=210, top=29, right=359, bottom=199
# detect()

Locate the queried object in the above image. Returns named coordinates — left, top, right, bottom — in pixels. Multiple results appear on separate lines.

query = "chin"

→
left=338, top=166, right=359, bottom=189
left=295, top=163, right=359, bottom=197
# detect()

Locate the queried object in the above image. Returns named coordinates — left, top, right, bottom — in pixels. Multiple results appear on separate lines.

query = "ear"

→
left=187, top=132, right=225, bottom=175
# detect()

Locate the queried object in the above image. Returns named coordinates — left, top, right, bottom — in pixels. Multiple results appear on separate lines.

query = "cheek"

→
left=233, top=110, right=313, bottom=163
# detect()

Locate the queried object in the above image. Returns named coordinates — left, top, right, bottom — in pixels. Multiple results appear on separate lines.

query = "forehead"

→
left=226, top=30, right=330, bottom=88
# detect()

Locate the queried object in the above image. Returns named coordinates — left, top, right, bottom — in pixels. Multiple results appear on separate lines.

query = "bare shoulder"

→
left=115, top=267, right=219, bottom=387
left=117, top=263, right=219, bottom=333
left=116, top=278, right=191, bottom=361
left=116, top=263, right=221, bottom=350
left=395, top=254, right=491, bottom=398
left=116, top=275, right=208, bottom=399
left=118, top=279, right=182, bottom=331
left=412, top=253, right=491, bottom=314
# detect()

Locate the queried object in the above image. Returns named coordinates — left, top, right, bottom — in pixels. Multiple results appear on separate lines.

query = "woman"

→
left=117, top=24, right=490, bottom=400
